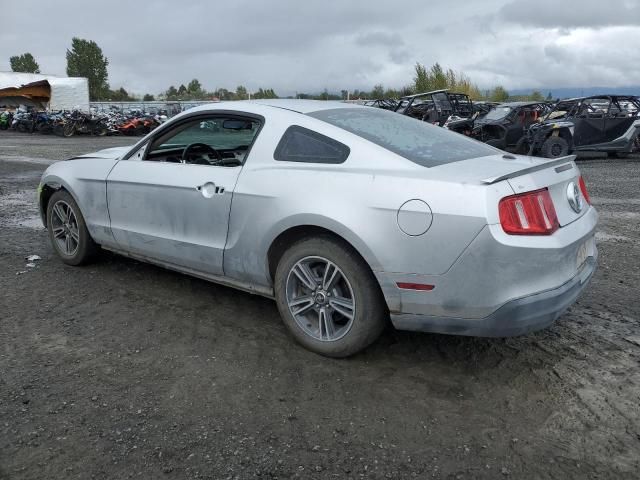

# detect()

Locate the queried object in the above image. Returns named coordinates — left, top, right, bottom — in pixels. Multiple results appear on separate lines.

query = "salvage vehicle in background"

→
left=470, top=101, right=552, bottom=152
left=38, top=100, right=597, bottom=357
left=394, top=89, right=475, bottom=126
left=527, top=95, right=640, bottom=158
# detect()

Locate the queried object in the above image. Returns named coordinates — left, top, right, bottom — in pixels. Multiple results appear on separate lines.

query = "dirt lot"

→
left=1, top=131, right=639, bottom=480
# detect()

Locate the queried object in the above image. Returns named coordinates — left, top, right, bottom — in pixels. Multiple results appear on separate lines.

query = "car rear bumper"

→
left=390, top=255, right=596, bottom=337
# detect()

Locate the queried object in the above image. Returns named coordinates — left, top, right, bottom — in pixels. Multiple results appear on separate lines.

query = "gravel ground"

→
left=1, top=131, right=639, bottom=480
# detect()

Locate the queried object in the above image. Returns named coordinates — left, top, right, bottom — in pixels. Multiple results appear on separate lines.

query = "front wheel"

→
left=46, top=190, right=98, bottom=266
left=274, top=237, right=387, bottom=357
left=540, top=136, right=569, bottom=158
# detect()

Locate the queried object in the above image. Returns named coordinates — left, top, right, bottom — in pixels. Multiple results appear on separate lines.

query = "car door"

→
left=106, top=113, right=262, bottom=276
left=604, top=98, right=637, bottom=142
left=573, top=97, right=608, bottom=147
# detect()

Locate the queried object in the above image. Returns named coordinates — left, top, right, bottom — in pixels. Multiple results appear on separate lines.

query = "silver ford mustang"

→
left=38, top=100, right=598, bottom=357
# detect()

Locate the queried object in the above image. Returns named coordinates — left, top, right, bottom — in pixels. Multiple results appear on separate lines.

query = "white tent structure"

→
left=0, top=72, right=89, bottom=111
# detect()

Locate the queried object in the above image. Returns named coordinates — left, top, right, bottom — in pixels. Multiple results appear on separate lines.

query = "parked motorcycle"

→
left=55, top=111, right=109, bottom=137
left=0, top=111, right=13, bottom=130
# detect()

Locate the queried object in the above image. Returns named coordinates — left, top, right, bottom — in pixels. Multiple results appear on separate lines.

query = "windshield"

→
left=484, top=106, right=513, bottom=121
left=308, top=108, right=497, bottom=167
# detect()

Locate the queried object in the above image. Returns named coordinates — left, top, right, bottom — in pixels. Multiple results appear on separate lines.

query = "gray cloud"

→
left=1, top=0, right=638, bottom=95
left=500, top=0, right=640, bottom=28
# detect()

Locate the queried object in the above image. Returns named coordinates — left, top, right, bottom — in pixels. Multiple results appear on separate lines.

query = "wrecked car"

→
left=470, top=101, right=552, bottom=152
left=39, top=100, right=597, bottom=357
left=394, top=89, right=475, bottom=126
left=527, top=95, right=640, bottom=158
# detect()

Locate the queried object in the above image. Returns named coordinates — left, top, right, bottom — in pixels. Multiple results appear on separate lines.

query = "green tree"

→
left=530, top=90, right=544, bottom=101
left=235, top=85, right=248, bottom=100
left=108, top=87, right=136, bottom=101
left=10, top=52, right=40, bottom=73
left=546, top=91, right=553, bottom=101
left=414, top=62, right=430, bottom=92
left=165, top=86, right=178, bottom=100
left=490, top=86, right=509, bottom=102
left=371, top=84, right=385, bottom=99
left=187, top=79, right=204, bottom=99
left=177, top=84, right=187, bottom=97
left=215, top=88, right=233, bottom=100
left=143, top=93, right=155, bottom=101
left=66, top=37, right=109, bottom=100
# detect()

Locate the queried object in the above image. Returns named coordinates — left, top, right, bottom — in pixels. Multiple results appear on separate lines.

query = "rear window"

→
left=308, top=107, right=496, bottom=167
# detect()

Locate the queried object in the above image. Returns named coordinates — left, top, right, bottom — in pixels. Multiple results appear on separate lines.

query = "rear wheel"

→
left=46, top=190, right=98, bottom=266
left=540, top=136, right=569, bottom=158
left=274, top=237, right=387, bottom=357
left=62, top=122, right=75, bottom=137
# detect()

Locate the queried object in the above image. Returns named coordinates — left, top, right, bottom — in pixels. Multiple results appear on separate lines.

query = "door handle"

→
left=196, top=182, right=225, bottom=198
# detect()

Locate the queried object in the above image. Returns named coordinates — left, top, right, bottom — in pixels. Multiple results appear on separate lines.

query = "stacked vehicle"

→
left=525, top=95, right=640, bottom=158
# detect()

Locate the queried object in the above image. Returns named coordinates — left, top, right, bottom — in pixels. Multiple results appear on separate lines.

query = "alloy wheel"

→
left=285, top=256, right=356, bottom=342
left=50, top=200, right=80, bottom=256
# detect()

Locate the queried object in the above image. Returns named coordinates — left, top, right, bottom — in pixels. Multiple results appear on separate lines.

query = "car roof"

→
left=181, top=99, right=365, bottom=115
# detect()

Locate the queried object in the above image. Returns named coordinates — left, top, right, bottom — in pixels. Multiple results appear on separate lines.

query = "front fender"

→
left=38, top=158, right=119, bottom=245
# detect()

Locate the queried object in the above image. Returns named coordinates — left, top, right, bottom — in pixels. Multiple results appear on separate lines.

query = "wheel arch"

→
left=265, top=222, right=382, bottom=287
left=39, top=176, right=83, bottom=228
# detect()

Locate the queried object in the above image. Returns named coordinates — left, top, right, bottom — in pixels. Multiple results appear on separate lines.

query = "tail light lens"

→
left=578, top=176, right=590, bottom=204
left=499, top=188, right=559, bottom=235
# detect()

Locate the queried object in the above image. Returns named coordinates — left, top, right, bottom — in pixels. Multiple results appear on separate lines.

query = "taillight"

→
left=578, top=176, right=590, bottom=204
left=499, top=188, right=559, bottom=235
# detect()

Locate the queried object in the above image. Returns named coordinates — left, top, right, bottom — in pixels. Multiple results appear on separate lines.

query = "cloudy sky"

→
left=2, top=0, right=639, bottom=96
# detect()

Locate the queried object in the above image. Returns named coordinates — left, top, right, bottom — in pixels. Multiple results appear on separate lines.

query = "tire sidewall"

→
left=46, top=190, right=95, bottom=266
left=274, top=237, right=386, bottom=357
left=541, top=136, right=569, bottom=158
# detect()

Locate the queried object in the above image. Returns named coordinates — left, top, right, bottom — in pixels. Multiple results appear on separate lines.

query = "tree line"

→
left=9, top=41, right=553, bottom=103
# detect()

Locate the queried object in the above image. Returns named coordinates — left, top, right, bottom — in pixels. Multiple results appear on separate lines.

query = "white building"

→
left=0, top=72, right=90, bottom=111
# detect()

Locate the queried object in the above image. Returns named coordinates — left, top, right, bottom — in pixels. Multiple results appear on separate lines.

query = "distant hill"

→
left=510, top=86, right=640, bottom=99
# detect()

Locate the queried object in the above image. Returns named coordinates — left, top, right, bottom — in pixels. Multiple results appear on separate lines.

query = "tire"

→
left=486, top=138, right=505, bottom=150
left=46, top=190, right=98, bottom=266
left=540, top=136, right=569, bottom=158
left=62, top=122, right=75, bottom=137
left=274, top=236, right=387, bottom=357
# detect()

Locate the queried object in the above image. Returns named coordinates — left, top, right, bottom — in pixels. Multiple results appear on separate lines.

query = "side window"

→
left=145, top=116, right=261, bottom=166
left=274, top=125, right=350, bottom=164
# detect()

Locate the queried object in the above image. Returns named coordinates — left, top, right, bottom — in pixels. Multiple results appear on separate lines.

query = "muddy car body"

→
left=527, top=95, right=640, bottom=158
left=38, top=100, right=598, bottom=357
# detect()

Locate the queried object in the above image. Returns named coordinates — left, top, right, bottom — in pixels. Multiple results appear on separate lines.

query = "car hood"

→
left=67, top=146, right=132, bottom=160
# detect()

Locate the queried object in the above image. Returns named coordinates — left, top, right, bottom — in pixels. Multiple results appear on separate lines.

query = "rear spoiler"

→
left=481, top=155, right=576, bottom=184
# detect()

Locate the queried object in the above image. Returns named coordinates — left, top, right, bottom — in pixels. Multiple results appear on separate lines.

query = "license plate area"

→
left=576, top=236, right=595, bottom=271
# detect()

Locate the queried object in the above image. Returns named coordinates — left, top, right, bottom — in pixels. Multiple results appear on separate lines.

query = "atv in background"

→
left=470, top=101, right=552, bottom=153
left=394, top=89, right=475, bottom=126
left=527, top=95, right=640, bottom=158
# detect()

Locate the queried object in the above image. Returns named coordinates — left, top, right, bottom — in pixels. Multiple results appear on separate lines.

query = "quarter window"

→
left=274, top=125, right=350, bottom=164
